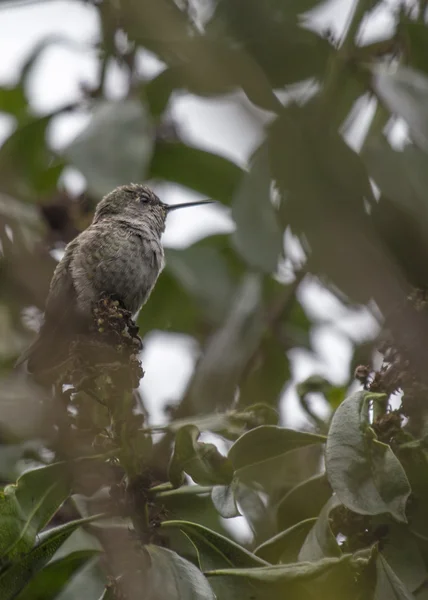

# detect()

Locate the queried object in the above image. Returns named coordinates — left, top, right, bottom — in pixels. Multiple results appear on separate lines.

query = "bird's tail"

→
left=15, top=325, right=72, bottom=375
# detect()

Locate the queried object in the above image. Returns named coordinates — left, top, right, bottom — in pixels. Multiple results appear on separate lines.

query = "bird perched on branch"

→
left=16, top=183, right=212, bottom=375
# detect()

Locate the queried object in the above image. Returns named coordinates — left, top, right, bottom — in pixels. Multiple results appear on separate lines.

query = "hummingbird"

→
left=17, top=183, right=212, bottom=374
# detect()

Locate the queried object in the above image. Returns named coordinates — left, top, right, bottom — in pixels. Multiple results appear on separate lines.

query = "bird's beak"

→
left=163, top=200, right=214, bottom=213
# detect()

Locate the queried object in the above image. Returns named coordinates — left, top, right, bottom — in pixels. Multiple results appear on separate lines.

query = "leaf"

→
left=228, top=426, right=326, bottom=471
left=211, top=482, right=240, bottom=519
left=235, top=483, right=275, bottom=543
left=209, top=1, right=332, bottom=87
left=168, top=425, right=234, bottom=487
left=166, top=244, right=235, bottom=324
left=0, top=515, right=100, bottom=600
left=144, top=544, right=215, bottom=600
left=268, top=102, right=391, bottom=306
left=231, top=144, right=283, bottom=272
left=0, top=462, right=71, bottom=559
left=255, top=518, right=317, bottom=564
left=64, top=99, right=154, bottom=198
left=380, top=522, right=427, bottom=593
left=0, top=85, right=27, bottom=118
left=0, top=115, right=60, bottom=199
left=15, top=550, right=100, bottom=600
left=149, top=141, right=244, bottom=205
left=298, top=496, right=342, bottom=562
left=161, top=520, right=267, bottom=571
left=375, top=555, right=414, bottom=600
left=156, top=403, right=278, bottom=440
left=186, top=274, right=265, bottom=413
left=325, top=391, right=411, bottom=522
left=362, top=136, right=428, bottom=227
left=401, top=22, right=428, bottom=77
left=276, top=473, right=332, bottom=531
left=373, top=64, right=428, bottom=153
left=205, top=554, right=368, bottom=583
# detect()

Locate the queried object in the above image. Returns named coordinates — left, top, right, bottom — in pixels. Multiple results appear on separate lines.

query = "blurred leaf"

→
left=232, top=144, right=283, bottom=273
left=325, top=391, right=411, bottom=522
left=144, top=544, right=215, bottom=600
left=269, top=101, right=385, bottom=302
left=0, top=462, right=70, bottom=559
left=363, top=137, right=428, bottom=226
left=137, top=268, right=201, bottom=336
left=15, top=550, right=100, bottom=600
left=187, top=274, right=264, bottom=413
left=380, top=522, right=427, bottom=593
left=161, top=520, right=266, bottom=571
left=168, top=425, right=234, bottom=487
left=298, top=496, right=342, bottom=562
left=156, top=403, right=278, bottom=441
left=228, top=425, right=326, bottom=471
left=401, top=21, right=428, bottom=77
left=373, top=65, right=428, bottom=153
left=276, top=473, right=332, bottom=531
left=64, top=99, right=154, bottom=198
left=0, top=515, right=100, bottom=600
left=375, top=555, right=414, bottom=600
left=255, top=518, right=317, bottom=564
left=144, top=68, right=177, bottom=118
left=0, top=86, right=26, bottom=118
left=238, top=335, right=290, bottom=409
left=149, top=141, right=243, bottom=205
left=166, top=245, right=235, bottom=324
left=0, top=115, right=61, bottom=199
left=209, top=0, right=332, bottom=87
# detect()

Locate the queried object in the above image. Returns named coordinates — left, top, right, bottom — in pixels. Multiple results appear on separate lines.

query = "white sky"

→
left=0, top=0, right=394, bottom=429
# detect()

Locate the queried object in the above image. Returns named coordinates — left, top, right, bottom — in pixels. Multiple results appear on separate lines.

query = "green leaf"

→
left=373, top=64, right=428, bottom=153
left=168, top=425, right=234, bottom=487
left=277, top=473, right=332, bottom=531
left=209, top=1, right=332, bottom=87
left=144, top=545, right=215, bottom=600
left=228, top=426, right=326, bottom=471
left=298, top=496, right=342, bottom=562
left=255, top=518, right=317, bottom=564
left=211, top=482, right=240, bottom=519
left=401, top=21, right=428, bottom=77
left=14, top=550, right=100, bottom=600
left=0, top=462, right=71, bottom=559
left=269, top=102, right=383, bottom=305
left=205, top=554, right=368, bottom=583
left=155, top=403, right=278, bottom=440
left=0, top=86, right=27, bottom=118
left=166, top=244, right=235, bottom=324
left=363, top=136, right=428, bottom=226
left=325, top=391, right=411, bottom=522
left=64, top=99, right=154, bottom=198
left=161, top=520, right=267, bottom=570
left=231, top=144, right=283, bottom=272
left=149, top=141, right=243, bottom=205
left=0, top=115, right=60, bottom=199
left=0, top=515, right=100, bottom=600
left=380, top=522, right=427, bottom=593
left=186, top=274, right=265, bottom=413
left=375, top=555, right=414, bottom=600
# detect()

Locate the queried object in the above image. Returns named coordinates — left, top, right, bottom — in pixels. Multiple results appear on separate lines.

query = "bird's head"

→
left=93, top=183, right=213, bottom=235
